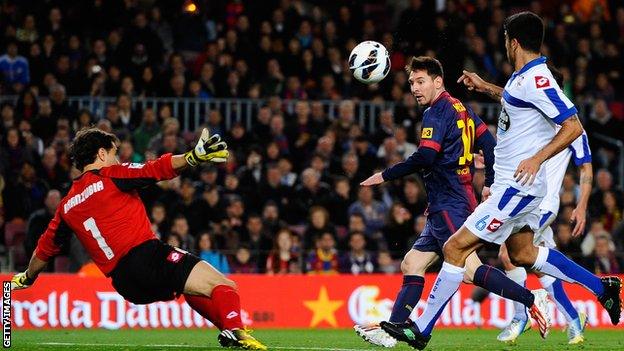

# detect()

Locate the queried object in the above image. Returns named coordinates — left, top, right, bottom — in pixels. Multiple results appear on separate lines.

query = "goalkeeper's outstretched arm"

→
left=100, top=128, right=229, bottom=191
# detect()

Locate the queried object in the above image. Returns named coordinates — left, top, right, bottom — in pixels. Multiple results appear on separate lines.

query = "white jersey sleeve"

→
left=568, top=130, right=592, bottom=166
left=523, top=70, right=577, bottom=125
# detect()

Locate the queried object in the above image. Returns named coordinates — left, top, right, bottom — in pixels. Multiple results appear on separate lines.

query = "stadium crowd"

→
left=0, top=0, right=623, bottom=275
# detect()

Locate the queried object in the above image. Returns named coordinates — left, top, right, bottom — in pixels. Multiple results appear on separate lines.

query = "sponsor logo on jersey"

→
left=456, top=167, right=470, bottom=175
left=534, top=76, right=550, bottom=89
left=475, top=215, right=490, bottom=231
left=452, top=102, right=466, bottom=112
left=421, top=128, right=433, bottom=139
left=498, top=108, right=510, bottom=132
left=226, top=311, right=239, bottom=319
left=126, top=163, right=145, bottom=169
left=63, top=181, right=105, bottom=214
left=486, top=218, right=503, bottom=232
left=167, top=251, right=183, bottom=263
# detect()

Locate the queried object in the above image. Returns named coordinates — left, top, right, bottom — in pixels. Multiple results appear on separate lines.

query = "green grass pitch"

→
left=9, top=328, right=624, bottom=350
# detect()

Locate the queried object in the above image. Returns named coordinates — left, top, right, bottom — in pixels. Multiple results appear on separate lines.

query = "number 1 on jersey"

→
left=83, top=217, right=115, bottom=259
left=457, top=118, right=475, bottom=165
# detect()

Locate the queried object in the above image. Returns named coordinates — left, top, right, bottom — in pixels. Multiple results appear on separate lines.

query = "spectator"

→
left=0, top=41, right=30, bottom=93
left=590, top=169, right=624, bottom=216
left=169, top=215, right=196, bottom=255
left=256, top=163, right=292, bottom=213
left=242, top=214, right=272, bottom=272
left=377, top=250, right=398, bottom=274
left=150, top=202, right=169, bottom=238
left=400, top=177, right=428, bottom=218
left=600, top=191, right=622, bottom=232
left=166, top=233, right=182, bottom=248
left=118, top=139, right=142, bottom=164
left=198, top=232, right=230, bottom=274
left=585, top=234, right=622, bottom=274
left=266, top=228, right=301, bottom=274
left=169, top=178, right=207, bottom=235
left=262, top=201, right=287, bottom=236
left=304, top=206, right=336, bottom=250
left=306, top=232, right=339, bottom=274
left=38, top=147, right=70, bottom=191
left=292, top=168, right=331, bottom=223
left=353, top=136, right=378, bottom=176
left=327, top=176, right=353, bottom=227
left=372, top=110, right=396, bottom=146
left=348, top=186, right=387, bottom=235
left=230, top=246, right=258, bottom=274
left=339, top=232, right=377, bottom=274
left=580, top=221, right=608, bottom=257
left=24, top=189, right=61, bottom=258
left=383, top=203, right=413, bottom=258
left=132, top=107, right=160, bottom=157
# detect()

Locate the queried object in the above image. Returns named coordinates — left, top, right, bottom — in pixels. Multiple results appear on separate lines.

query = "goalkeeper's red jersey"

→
left=35, top=153, right=179, bottom=276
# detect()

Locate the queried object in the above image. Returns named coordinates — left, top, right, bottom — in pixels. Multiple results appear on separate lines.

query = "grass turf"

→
left=9, top=328, right=624, bottom=350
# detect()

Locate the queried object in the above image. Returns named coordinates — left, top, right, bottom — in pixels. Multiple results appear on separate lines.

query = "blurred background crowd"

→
left=0, top=0, right=623, bottom=275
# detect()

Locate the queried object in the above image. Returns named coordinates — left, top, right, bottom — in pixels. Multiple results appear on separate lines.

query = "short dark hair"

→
left=69, top=127, right=119, bottom=171
left=405, top=56, right=444, bottom=79
left=504, top=11, right=544, bottom=53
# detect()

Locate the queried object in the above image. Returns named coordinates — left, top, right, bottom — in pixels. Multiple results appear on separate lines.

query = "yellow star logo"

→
left=303, top=286, right=344, bottom=327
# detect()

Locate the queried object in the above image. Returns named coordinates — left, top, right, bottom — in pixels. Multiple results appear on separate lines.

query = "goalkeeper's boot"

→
left=567, top=312, right=587, bottom=345
left=218, top=328, right=267, bottom=350
left=598, top=276, right=622, bottom=325
left=380, top=320, right=430, bottom=350
left=496, top=317, right=530, bottom=343
left=354, top=323, right=397, bottom=347
left=528, top=289, right=551, bottom=339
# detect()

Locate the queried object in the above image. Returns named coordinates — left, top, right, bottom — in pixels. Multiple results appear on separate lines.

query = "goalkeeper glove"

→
left=11, top=271, right=36, bottom=290
left=184, top=128, right=229, bottom=167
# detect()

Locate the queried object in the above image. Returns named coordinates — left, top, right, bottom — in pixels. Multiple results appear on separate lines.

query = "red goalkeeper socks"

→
left=184, top=285, right=243, bottom=330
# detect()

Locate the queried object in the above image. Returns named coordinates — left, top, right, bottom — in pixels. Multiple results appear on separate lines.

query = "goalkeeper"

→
left=11, top=127, right=266, bottom=350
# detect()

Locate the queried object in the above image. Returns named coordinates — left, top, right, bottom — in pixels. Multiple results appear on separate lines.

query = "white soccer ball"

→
left=349, top=41, right=390, bottom=84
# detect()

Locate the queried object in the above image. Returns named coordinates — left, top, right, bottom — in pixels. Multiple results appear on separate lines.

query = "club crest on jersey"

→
left=167, top=251, right=184, bottom=263
left=487, top=218, right=503, bottom=232
left=534, top=76, right=550, bottom=89
left=421, top=128, right=433, bottom=139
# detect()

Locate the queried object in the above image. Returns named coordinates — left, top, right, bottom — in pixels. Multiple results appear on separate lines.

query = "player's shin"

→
left=540, top=275, right=579, bottom=324
left=184, top=294, right=223, bottom=330
left=210, top=285, right=244, bottom=330
left=506, top=267, right=529, bottom=321
left=473, top=265, right=534, bottom=310
left=185, top=284, right=244, bottom=331
left=389, top=275, right=425, bottom=323
left=415, top=262, right=464, bottom=336
left=532, top=246, right=604, bottom=296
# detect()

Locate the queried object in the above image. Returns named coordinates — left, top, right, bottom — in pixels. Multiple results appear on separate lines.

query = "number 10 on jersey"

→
left=457, top=118, right=475, bottom=166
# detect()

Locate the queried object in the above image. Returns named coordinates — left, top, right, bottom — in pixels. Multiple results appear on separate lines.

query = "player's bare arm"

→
left=514, top=116, right=583, bottom=186
left=571, top=162, right=593, bottom=236
left=457, top=70, right=503, bottom=100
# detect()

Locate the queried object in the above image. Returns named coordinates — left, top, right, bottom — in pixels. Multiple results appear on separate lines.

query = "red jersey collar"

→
left=430, top=91, right=450, bottom=107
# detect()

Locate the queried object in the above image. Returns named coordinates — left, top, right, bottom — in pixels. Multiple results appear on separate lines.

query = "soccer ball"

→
left=349, top=41, right=390, bottom=84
